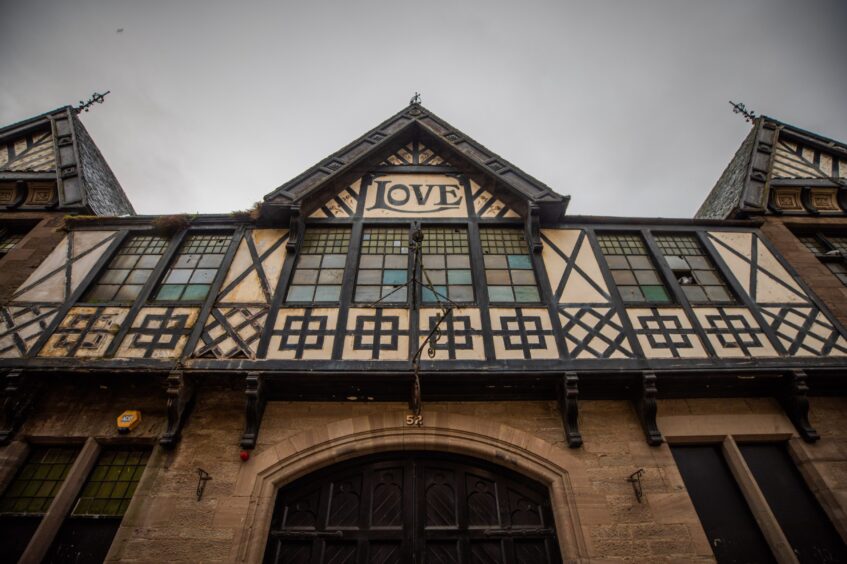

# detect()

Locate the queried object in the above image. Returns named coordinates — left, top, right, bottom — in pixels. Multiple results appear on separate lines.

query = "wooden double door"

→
left=263, top=452, right=562, bottom=564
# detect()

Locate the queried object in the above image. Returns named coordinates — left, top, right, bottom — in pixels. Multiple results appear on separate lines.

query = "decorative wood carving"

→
left=635, top=371, right=663, bottom=446
left=557, top=372, right=582, bottom=448
left=285, top=207, right=302, bottom=252
left=779, top=369, right=819, bottom=443
left=526, top=204, right=542, bottom=253
left=0, top=369, right=37, bottom=445
left=159, top=370, right=195, bottom=448
left=240, top=371, right=266, bottom=449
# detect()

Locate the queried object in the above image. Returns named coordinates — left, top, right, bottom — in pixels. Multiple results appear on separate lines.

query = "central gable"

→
left=263, top=103, right=568, bottom=224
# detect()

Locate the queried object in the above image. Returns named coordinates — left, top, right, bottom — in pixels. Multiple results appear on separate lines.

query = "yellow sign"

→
left=117, top=410, right=141, bottom=433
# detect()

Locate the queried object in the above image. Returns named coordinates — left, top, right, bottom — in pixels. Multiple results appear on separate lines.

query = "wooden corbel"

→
left=779, top=369, right=819, bottom=443
left=0, top=369, right=37, bottom=445
left=634, top=371, right=663, bottom=446
left=240, top=372, right=266, bottom=450
left=159, top=370, right=195, bottom=449
left=526, top=204, right=542, bottom=253
left=557, top=372, right=582, bottom=448
left=285, top=207, right=303, bottom=252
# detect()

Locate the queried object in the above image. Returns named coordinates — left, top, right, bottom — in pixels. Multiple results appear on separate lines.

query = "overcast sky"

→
left=2, top=1, right=845, bottom=218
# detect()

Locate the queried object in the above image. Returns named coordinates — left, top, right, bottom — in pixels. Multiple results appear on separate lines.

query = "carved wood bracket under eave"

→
left=159, top=370, right=196, bottom=449
left=240, top=372, right=266, bottom=450
left=634, top=371, right=663, bottom=446
left=778, top=369, right=819, bottom=443
left=557, top=372, right=582, bottom=448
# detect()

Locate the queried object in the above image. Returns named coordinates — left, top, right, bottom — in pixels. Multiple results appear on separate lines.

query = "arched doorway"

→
left=262, top=451, right=563, bottom=564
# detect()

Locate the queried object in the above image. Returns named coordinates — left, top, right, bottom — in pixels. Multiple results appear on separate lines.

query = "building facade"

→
left=0, top=103, right=845, bottom=563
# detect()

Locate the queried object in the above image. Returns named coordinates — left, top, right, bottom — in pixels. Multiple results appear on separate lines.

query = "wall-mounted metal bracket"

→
left=240, top=372, right=266, bottom=450
left=285, top=207, right=303, bottom=252
left=779, top=369, right=819, bottom=443
left=196, top=468, right=212, bottom=501
left=627, top=468, right=645, bottom=503
left=634, top=371, right=663, bottom=446
left=0, top=369, right=37, bottom=445
left=159, top=370, right=195, bottom=449
left=556, top=372, right=582, bottom=448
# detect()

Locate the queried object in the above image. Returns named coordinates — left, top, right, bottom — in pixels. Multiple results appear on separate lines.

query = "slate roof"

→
left=263, top=103, right=569, bottom=222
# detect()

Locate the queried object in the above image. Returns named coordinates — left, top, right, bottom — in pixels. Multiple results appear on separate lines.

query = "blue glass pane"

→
left=507, top=255, right=533, bottom=269
left=382, top=269, right=407, bottom=285
left=423, top=286, right=448, bottom=303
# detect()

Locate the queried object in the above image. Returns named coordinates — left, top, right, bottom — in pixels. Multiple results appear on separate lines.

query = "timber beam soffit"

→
left=261, top=103, right=569, bottom=224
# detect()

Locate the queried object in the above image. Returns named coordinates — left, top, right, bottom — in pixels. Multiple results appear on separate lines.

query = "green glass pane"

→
left=155, top=284, right=183, bottom=301
left=514, top=286, right=540, bottom=302
left=119, top=500, right=131, bottom=515
left=106, top=467, right=122, bottom=481
left=22, top=482, right=40, bottom=497
left=422, top=286, right=448, bottom=303
left=447, top=270, right=472, bottom=284
left=35, top=481, right=54, bottom=498
left=119, top=466, right=136, bottom=481
left=112, top=482, right=129, bottom=499
left=182, top=284, right=210, bottom=301
left=287, top=285, right=315, bottom=302
left=74, top=499, right=92, bottom=515
left=32, top=466, right=49, bottom=480
left=488, top=286, right=515, bottom=302
left=507, top=255, right=532, bottom=269
left=91, top=466, right=108, bottom=481
left=642, top=285, right=671, bottom=302
left=382, top=270, right=407, bottom=285
left=313, top=285, right=340, bottom=302
left=98, top=482, right=116, bottom=497
left=104, top=500, right=122, bottom=515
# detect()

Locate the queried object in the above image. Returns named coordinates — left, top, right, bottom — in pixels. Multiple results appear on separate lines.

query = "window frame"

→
left=352, top=223, right=412, bottom=307
left=477, top=223, right=544, bottom=306
left=796, top=230, right=847, bottom=287
left=284, top=225, right=354, bottom=306
left=417, top=223, right=477, bottom=307
left=651, top=231, right=738, bottom=305
left=595, top=230, right=677, bottom=307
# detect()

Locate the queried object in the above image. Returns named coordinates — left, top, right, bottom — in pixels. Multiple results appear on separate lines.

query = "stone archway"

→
left=233, top=410, right=590, bottom=563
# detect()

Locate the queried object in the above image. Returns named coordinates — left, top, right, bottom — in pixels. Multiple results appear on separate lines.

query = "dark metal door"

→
left=263, top=452, right=562, bottom=564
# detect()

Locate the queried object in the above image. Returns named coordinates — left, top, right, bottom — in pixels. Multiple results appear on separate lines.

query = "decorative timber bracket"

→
left=526, top=204, right=543, bottom=253
left=634, top=371, right=663, bottom=446
left=778, top=369, right=819, bottom=443
left=240, top=372, right=266, bottom=450
left=285, top=206, right=303, bottom=253
left=0, top=369, right=38, bottom=445
left=159, top=370, right=195, bottom=449
left=556, top=372, right=582, bottom=448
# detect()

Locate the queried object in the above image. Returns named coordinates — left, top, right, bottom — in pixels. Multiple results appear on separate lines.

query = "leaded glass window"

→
left=72, top=448, right=150, bottom=517
left=421, top=227, right=473, bottom=303
left=85, top=235, right=169, bottom=303
left=597, top=233, right=671, bottom=304
left=480, top=227, right=540, bottom=303
left=355, top=227, right=409, bottom=304
left=798, top=232, right=847, bottom=286
left=654, top=234, right=734, bottom=304
left=0, top=232, right=24, bottom=254
left=0, top=447, right=79, bottom=514
left=286, top=227, right=351, bottom=302
left=153, top=233, right=230, bottom=302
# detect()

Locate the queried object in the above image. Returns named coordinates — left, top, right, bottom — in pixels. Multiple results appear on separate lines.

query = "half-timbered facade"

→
left=1, top=103, right=845, bottom=563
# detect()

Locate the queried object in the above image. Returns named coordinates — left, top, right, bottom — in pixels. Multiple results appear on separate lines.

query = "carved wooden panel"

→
left=419, top=308, right=485, bottom=361
left=267, top=308, right=338, bottom=360
left=264, top=453, right=561, bottom=564
left=115, top=307, right=199, bottom=359
left=627, top=308, right=708, bottom=359
left=343, top=308, right=410, bottom=360
left=489, top=308, right=558, bottom=360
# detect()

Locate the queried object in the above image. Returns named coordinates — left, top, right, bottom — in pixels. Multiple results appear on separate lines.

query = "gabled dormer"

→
left=697, top=116, right=847, bottom=219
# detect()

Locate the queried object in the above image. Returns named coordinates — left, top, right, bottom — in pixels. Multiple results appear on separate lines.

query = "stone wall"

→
left=3, top=385, right=846, bottom=562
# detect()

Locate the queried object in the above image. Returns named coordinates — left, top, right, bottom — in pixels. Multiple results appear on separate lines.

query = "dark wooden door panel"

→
left=265, top=452, right=561, bottom=564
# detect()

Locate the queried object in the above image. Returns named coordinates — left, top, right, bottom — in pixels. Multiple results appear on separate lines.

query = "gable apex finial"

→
left=410, top=92, right=421, bottom=105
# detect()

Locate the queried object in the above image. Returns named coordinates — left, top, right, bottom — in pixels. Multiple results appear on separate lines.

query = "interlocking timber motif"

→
left=268, top=308, right=337, bottom=360
left=708, top=232, right=808, bottom=304
left=542, top=229, right=634, bottom=359
left=628, top=308, right=707, bottom=359
left=489, top=308, right=557, bottom=360
left=344, top=308, right=409, bottom=360
left=419, top=308, right=484, bottom=361
left=193, top=307, right=267, bottom=359
left=472, top=185, right=520, bottom=218
left=558, top=307, right=633, bottom=359
left=116, top=307, right=199, bottom=359
left=772, top=139, right=847, bottom=179
left=217, top=229, right=288, bottom=304
left=40, top=306, right=128, bottom=358
left=693, top=307, right=777, bottom=358
left=761, top=306, right=847, bottom=357
left=378, top=140, right=452, bottom=167
left=11, top=231, right=119, bottom=303
left=0, top=304, right=59, bottom=358
left=0, top=130, right=56, bottom=172
left=308, top=181, right=361, bottom=219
